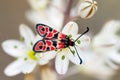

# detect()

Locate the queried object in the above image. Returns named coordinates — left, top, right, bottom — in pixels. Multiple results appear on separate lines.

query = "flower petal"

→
left=4, top=58, right=24, bottom=76
left=26, top=10, right=62, bottom=31
left=27, top=0, right=48, bottom=11
left=2, top=40, right=27, bottom=57
left=19, top=24, right=35, bottom=49
left=38, top=51, right=56, bottom=65
left=107, top=50, right=120, bottom=64
left=40, top=51, right=56, bottom=60
left=47, top=6, right=64, bottom=31
left=93, top=34, right=117, bottom=48
left=22, top=60, right=37, bottom=74
left=55, top=51, right=69, bottom=74
left=74, top=34, right=90, bottom=49
left=68, top=46, right=84, bottom=65
left=92, top=20, right=120, bottom=47
left=99, top=20, right=120, bottom=35
left=26, top=10, right=49, bottom=25
left=105, top=59, right=119, bottom=70
left=62, top=21, right=78, bottom=35
left=38, top=59, right=49, bottom=65
left=34, top=35, right=43, bottom=42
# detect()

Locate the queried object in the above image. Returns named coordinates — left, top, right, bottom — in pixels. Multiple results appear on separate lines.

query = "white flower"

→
left=2, top=24, right=56, bottom=76
left=78, top=20, right=120, bottom=80
left=78, top=0, right=98, bottom=19
left=26, top=0, right=64, bottom=31
left=55, top=21, right=90, bottom=74
left=93, top=20, right=120, bottom=65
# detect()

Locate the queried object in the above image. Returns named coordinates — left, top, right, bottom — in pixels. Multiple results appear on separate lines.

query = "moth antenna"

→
left=68, top=47, right=82, bottom=64
left=74, top=27, right=89, bottom=42
left=74, top=46, right=83, bottom=64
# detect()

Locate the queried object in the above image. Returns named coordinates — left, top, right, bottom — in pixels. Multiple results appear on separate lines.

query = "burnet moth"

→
left=33, top=24, right=89, bottom=64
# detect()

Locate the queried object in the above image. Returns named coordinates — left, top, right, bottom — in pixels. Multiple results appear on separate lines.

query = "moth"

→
left=33, top=24, right=89, bottom=64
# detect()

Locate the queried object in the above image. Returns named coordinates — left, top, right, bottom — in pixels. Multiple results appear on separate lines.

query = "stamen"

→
left=28, top=50, right=37, bottom=60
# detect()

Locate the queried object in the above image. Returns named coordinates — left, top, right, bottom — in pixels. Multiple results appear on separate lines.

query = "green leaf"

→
left=77, top=40, right=81, bottom=44
left=61, top=55, right=65, bottom=60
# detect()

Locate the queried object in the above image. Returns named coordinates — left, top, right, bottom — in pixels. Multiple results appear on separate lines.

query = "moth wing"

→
left=36, top=24, right=59, bottom=39
left=33, top=39, right=67, bottom=52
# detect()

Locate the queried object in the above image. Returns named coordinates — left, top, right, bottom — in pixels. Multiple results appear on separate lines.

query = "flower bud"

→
left=78, top=0, right=98, bottom=19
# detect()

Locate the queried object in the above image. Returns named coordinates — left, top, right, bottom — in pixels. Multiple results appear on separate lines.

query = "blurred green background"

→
left=0, top=0, right=120, bottom=80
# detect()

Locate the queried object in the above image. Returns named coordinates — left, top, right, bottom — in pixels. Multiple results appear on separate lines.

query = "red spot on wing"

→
left=46, top=28, right=58, bottom=38
left=46, top=33, right=53, bottom=38
left=58, top=45, right=65, bottom=48
left=58, top=33, right=67, bottom=40
left=53, top=30, right=57, bottom=33
left=46, top=40, right=52, bottom=46
left=43, top=46, right=46, bottom=51
left=34, top=41, right=44, bottom=51
left=57, top=41, right=65, bottom=49
left=37, top=24, right=60, bottom=39
left=38, top=25, right=46, bottom=36
left=51, top=46, right=55, bottom=50
left=45, top=27, right=49, bottom=32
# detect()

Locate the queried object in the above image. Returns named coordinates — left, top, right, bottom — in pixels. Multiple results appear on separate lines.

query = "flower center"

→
left=28, top=50, right=37, bottom=60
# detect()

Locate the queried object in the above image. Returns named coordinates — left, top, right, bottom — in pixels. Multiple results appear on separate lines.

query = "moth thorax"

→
left=69, top=40, right=75, bottom=46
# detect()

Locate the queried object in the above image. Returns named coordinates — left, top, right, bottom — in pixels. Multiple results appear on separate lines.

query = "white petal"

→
left=93, top=20, right=120, bottom=47
left=105, top=59, right=119, bottom=70
left=34, top=35, right=43, bottom=42
left=27, top=0, right=48, bottom=11
left=100, top=20, right=120, bottom=35
left=38, top=51, right=56, bottom=65
left=55, top=51, right=69, bottom=74
left=74, top=34, right=90, bottom=49
left=38, top=59, right=49, bottom=65
left=68, top=46, right=84, bottom=65
left=26, top=10, right=48, bottom=24
left=22, top=60, right=37, bottom=74
left=2, top=40, right=27, bottom=57
left=93, top=34, right=117, bottom=48
left=26, top=10, right=62, bottom=31
left=47, top=6, right=64, bottom=31
left=19, top=24, right=35, bottom=49
left=40, top=51, right=56, bottom=60
left=62, top=21, right=78, bottom=35
left=4, top=58, right=24, bottom=76
left=51, top=0, right=65, bottom=10
left=108, top=51, right=120, bottom=64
